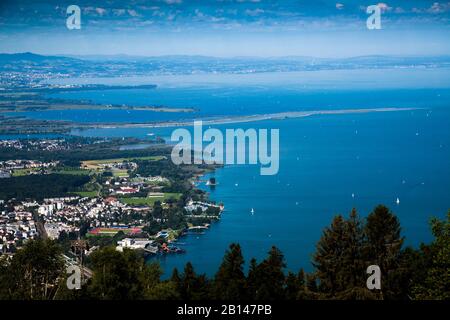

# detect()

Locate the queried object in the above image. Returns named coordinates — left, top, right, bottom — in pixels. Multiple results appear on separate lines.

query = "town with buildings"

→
left=0, top=138, right=223, bottom=258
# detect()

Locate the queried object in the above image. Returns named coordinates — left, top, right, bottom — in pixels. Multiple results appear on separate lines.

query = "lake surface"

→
left=16, top=68, right=450, bottom=124
left=16, top=70, right=450, bottom=276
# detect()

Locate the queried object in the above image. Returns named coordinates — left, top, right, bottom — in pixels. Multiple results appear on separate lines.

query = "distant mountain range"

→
left=0, top=52, right=77, bottom=63
left=1, top=52, right=450, bottom=76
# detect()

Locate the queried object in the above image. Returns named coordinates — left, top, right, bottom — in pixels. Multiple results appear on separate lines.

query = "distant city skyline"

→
left=1, top=0, right=450, bottom=57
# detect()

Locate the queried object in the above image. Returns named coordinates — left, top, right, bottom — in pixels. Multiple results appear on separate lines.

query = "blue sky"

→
left=0, top=0, right=449, bottom=57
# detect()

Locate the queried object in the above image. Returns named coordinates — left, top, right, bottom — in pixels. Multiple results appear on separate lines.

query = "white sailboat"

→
left=396, top=197, right=400, bottom=205
left=250, top=208, right=254, bottom=215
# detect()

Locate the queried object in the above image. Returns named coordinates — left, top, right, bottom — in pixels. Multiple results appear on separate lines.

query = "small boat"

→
left=396, top=197, right=400, bottom=205
left=160, top=243, right=186, bottom=254
left=250, top=208, right=254, bottom=215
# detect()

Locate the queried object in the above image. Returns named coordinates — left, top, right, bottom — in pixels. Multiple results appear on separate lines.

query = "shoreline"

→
left=0, top=104, right=195, bottom=113
left=0, top=106, right=423, bottom=136
left=79, top=107, right=422, bottom=130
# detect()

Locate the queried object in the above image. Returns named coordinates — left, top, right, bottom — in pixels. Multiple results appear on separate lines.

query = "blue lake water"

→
left=16, top=68, right=450, bottom=123
left=12, top=86, right=450, bottom=124
left=11, top=70, right=450, bottom=276
left=75, top=110, right=450, bottom=277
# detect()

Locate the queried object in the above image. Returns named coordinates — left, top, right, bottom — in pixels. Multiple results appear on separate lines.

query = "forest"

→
left=0, top=205, right=448, bottom=300
left=0, top=173, right=90, bottom=200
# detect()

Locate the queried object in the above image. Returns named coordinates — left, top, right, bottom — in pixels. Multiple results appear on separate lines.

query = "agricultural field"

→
left=81, top=155, right=165, bottom=170
left=52, top=167, right=92, bottom=175
left=72, top=191, right=98, bottom=198
left=11, top=167, right=91, bottom=177
left=119, top=193, right=182, bottom=206
left=112, top=169, right=129, bottom=177
left=11, top=168, right=41, bottom=177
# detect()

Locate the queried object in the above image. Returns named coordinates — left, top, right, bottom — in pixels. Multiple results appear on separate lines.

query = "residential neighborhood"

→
left=0, top=139, right=223, bottom=257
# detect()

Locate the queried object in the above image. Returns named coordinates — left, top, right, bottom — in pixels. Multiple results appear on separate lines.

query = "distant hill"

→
left=58, top=53, right=450, bottom=63
left=1, top=52, right=449, bottom=77
left=0, top=52, right=80, bottom=63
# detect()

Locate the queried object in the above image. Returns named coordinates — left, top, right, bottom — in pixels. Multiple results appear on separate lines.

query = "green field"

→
left=12, top=167, right=91, bottom=177
left=53, top=168, right=91, bottom=175
left=73, top=191, right=98, bottom=198
left=82, top=156, right=165, bottom=169
left=11, top=168, right=40, bottom=176
left=112, top=169, right=129, bottom=177
left=120, top=193, right=181, bottom=206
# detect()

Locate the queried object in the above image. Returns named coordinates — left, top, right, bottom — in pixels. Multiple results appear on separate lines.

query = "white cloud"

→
left=377, top=3, right=392, bottom=13
left=113, top=9, right=126, bottom=16
left=245, top=8, right=265, bottom=16
left=194, top=9, right=205, bottom=19
left=427, top=2, right=450, bottom=14
left=96, top=7, right=107, bottom=16
left=164, top=0, right=182, bottom=4
left=127, top=9, right=140, bottom=17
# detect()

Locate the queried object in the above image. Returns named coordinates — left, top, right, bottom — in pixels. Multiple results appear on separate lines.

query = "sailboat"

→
left=250, top=208, right=254, bottom=215
left=396, top=197, right=400, bottom=205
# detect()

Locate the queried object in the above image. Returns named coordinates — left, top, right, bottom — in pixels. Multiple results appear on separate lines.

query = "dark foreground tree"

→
left=248, top=246, right=286, bottom=300
left=88, top=247, right=146, bottom=299
left=213, top=243, right=247, bottom=299
left=313, top=209, right=376, bottom=299
left=285, top=269, right=307, bottom=300
left=174, top=262, right=210, bottom=300
left=0, top=205, right=447, bottom=301
left=413, top=212, right=450, bottom=300
left=364, top=205, right=404, bottom=299
left=0, top=240, right=63, bottom=300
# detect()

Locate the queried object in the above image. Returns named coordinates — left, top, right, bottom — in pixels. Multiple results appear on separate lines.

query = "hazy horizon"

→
left=3, top=51, right=450, bottom=60
left=1, top=1, right=450, bottom=57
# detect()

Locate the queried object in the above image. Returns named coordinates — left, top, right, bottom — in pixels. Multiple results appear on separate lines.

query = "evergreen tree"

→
left=385, top=246, right=426, bottom=300
left=178, top=262, right=210, bottom=300
left=301, top=273, right=321, bottom=300
left=0, top=204, right=446, bottom=301
left=246, top=258, right=259, bottom=299
left=142, top=264, right=179, bottom=300
left=284, top=268, right=308, bottom=300
left=146, top=281, right=180, bottom=300
left=170, top=267, right=182, bottom=293
left=251, top=246, right=286, bottom=300
left=338, top=209, right=368, bottom=298
left=0, top=239, right=63, bottom=300
left=141, top=262, right=164, bottom=298
left=364, top=205, right=404, bottom=299
left=213, top=243, right=247, bottom=300
left=313, top=214, right=347, bottom=295
left=88, top=247, right=145, bottom=299
left=313, top=210, right=374, bottom=299
left=285, top=271, right=300, bottom=300
left=413, top=212, right=450, bottom=300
